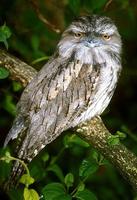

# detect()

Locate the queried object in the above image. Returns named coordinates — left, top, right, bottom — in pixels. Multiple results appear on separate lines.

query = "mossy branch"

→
left=0, top=49, right=137, bottom=192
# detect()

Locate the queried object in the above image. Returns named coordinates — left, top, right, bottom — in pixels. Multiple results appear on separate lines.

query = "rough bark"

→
left=0, top=50, right=36, bottom=86
left=76, top=119, right=137, bottom=192
left=0, top=49, right=137, bottom=191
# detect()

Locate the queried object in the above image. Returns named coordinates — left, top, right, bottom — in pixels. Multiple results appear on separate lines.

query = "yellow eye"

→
left=74, top=32, right=83, bottom=38
left=102, top=34, right=111, bottom=41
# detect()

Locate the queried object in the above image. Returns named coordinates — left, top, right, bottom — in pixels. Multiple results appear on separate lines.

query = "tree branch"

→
left=0, top=49, right=137, bottom=191
left=76, top=119, right=137, bottom=192
left=0, top=50, right=37, bottom=86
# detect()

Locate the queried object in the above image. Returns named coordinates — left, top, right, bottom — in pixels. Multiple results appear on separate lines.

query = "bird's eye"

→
left=74, top=32, right=83, bottom=38
left=102, top=34, right=111, bottom=41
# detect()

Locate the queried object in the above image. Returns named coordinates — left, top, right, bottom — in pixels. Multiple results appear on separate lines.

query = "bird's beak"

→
left=84, top=37, right=101, bottom=48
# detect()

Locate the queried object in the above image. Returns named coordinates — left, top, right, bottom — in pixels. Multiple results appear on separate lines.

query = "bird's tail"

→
left=3, top=114, right=29, bottom=191
left=3, top=160, right=25, bottom=191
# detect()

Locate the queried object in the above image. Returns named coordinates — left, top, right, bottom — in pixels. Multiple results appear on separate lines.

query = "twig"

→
left=104, top=0, right=113, bottom=11
left=0, top=49, right=137, bottom=191
left=29, top=0, right=61, bottom=34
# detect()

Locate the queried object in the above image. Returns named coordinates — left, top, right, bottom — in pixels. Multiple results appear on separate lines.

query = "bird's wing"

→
left=4, top=56, right=100, bottom=161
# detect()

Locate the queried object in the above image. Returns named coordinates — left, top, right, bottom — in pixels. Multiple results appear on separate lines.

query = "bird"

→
left=4, top=14, right=122, bottom=188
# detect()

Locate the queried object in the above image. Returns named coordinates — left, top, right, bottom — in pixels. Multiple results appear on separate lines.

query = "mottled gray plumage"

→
left=4, top=15, right=122, bottom=186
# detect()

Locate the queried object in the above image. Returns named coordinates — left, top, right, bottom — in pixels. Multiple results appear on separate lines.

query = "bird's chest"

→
left=91, top=65, right=117, bottom=111
left=72, top=64, right=119, bottom=126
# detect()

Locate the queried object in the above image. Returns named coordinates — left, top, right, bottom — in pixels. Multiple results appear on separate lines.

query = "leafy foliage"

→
left=0, top=24, right=11, bottom=49
left=42, top=182, right=72, bottom=200
left=0, top=0, right=137, bottom=199
left=75, top=189, right=97, bottom=200
left=20, top=174, right=35, bottom=187
left=0, top=67, right=9, bottom=79
left=23, top=188, right=39, bottom=200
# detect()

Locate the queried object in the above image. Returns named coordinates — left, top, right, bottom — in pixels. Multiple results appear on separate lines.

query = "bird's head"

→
left=58, top=15, right=122, bottom=65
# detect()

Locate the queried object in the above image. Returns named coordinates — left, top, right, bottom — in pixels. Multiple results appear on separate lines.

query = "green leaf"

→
left=47, top=164, right=64, bottom=182
left=71, top=134, right=89, bottom=147
left=90, top=150, right=106, bottom=166
left=42, top=151, right=50, bottom=162
left=0, top=150, right=12, bottom=163
left=63, top=134, right=89, bottom=148
left=5, top=151, right=11, bottom=157
left=77, top=182, right=85, bottom=192
left=107, top=135, right=120, bottom=146
left=79, top=159, right=98, bottom=178
left=4, top=151, right=12, bottom=163
left=12, top=81, right=22, bottom=92
left=91, top=150, right=100, bottom=163
left=42, top=182, right=72, bottom=200
left=64, top=173, right=74, bottom=188
left=24, top=188, right=39, bottom=200
left=0, top=24, right=12, bottom=49
left=0, top=148, right=11, bottom=181
left=75, top=189, right=97, bottom=200
left=29, top=158, right=46, bottom=181
left=3, top=94, right=16, bottom=116
left=20, top=174, right=35, bottom=186
left=63, top=135, right=70, bottom=148
left=52, top=194, right=72, bottom=200
left=116, top=131, right=126, bottom=139
left=0, top=67, right=9, bottom=79
left=0, top=24, right=11, bottom=38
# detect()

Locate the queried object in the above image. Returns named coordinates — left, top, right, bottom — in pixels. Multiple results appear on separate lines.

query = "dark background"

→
left=0, top=0, right=137, bottom=199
